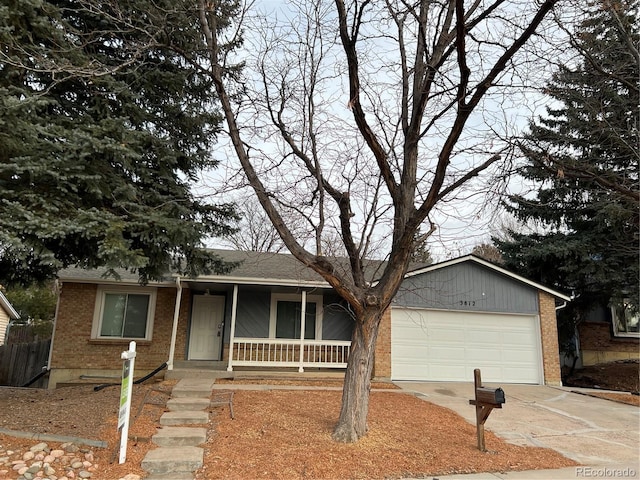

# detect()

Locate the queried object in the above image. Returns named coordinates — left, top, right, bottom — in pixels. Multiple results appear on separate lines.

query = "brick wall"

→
left=373, top=308, right=392, bottom=379
left=578, top=322, right=639, bottom=366
left=538, top=291, right=562, bottom=386
left=49, top=282, right=191, bottom=387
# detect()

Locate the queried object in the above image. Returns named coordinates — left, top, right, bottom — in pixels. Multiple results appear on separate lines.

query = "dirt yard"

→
left=562, top=359, right=640, bottom=406
left=0, top=378, right=583, bottom=480
left=564, top=359, right=639, bottom=393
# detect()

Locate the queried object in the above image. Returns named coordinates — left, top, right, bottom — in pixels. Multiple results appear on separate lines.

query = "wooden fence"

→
left=0, top=339, right=51, bottom=387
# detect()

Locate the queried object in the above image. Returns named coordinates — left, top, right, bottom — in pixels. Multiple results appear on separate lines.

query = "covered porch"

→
left=166, top=276, right=354, bottom=373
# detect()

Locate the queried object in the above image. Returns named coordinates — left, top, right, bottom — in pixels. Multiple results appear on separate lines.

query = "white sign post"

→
left=118, top=341, right=137, bottom=464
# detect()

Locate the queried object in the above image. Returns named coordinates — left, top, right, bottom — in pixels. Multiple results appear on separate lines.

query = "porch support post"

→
left=227, top=284, right=239, bottom=372
left=298, top=290, right=307, bottom=373
left=167, top=276, right=182, bottom=371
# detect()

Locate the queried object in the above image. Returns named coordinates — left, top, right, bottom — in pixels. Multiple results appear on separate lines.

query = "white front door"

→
left=188, top=295, right=225, bottom=360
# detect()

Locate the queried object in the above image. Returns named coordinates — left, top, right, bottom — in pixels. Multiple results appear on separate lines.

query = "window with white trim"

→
left=611, top=300, right=639, bottom=337
left=269, top=293, right=322, bottom=339
left=92, top=287, right=156, bottom=340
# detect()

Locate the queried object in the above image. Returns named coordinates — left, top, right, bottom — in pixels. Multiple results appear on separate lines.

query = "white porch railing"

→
left=230, top=338, right=351, bottom=370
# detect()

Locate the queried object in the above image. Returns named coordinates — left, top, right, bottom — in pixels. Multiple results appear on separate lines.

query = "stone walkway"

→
left=141, top=379, right=225, bottom=480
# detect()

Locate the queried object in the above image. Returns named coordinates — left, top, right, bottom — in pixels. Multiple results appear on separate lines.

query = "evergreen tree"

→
left=497, top=0, right=639, bottom=343
left=410, top=228, right=434, bottom=266
left=0, top=0, right=237, bottom=285
left=1, top=283, right=57, bottom=339
left=2, top=283, right=57, bottom=324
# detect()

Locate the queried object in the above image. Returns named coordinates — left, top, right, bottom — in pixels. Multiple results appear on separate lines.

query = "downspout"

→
left=298, top=290, right=307, bottom=373
left=554, top=297, right=580, bottom=372
left=167, top=276, right=182, bottom=371
left=46, top=280, right=62, bottom=377
left=226, top=284, right=238, bottom=372
left=555, top=300, right=572, bottom=355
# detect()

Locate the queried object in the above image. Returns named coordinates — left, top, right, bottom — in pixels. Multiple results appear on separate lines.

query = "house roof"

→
left=58, top=250, right=570, bottom=300
left=0, top=291, right=20, bottom=320
left=58, top=249, right=388, bottom=288
left=404, top=254, right=571, bottom=301
left=188, top=250, right=338, bottom=287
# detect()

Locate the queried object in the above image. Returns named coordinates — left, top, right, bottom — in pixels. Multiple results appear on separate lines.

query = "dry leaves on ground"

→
left=0, top=381, right=172, bottom=480
left=198, top=390, right=578, bottom=480
left=5, top=377, right=636, bottom=480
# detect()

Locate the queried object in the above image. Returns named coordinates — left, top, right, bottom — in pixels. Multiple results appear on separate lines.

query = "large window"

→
left=93, top=287, right=156, bottom=340
left=269, top=293, right=322, bottom=339
left=612, top=300, right=639, bottom=338
left=275, top=301, right=317, bottom=339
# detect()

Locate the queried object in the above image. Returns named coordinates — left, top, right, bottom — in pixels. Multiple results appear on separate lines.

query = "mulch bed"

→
left=196, top=390, right=577, bottom=479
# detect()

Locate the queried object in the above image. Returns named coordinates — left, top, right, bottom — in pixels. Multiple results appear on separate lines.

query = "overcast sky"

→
left=198, top=0, right=576, bottom=261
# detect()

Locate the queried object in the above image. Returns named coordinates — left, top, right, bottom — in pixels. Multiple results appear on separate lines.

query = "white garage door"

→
left=391, top=308, right=542, bottom=384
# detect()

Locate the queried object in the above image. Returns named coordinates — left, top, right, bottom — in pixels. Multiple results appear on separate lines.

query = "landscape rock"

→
left=0, top=440, right=117, bottom=480
left=29, top=443, right=48, bottom=453
left=119, top=474, right=141, bottom=480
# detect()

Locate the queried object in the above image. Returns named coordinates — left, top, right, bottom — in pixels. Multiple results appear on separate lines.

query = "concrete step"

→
left=166, top=397, right=210, bottom=411
left=165, top=369, right=232, bottom=380
left=145, top=473, right=195, bottom=480
left=171, top=378, right=215, bottom=398
left=160, top=411, right=209, bottom=426
left=153, top=427, right=207, bottom=447
left=172, top=360, right=227, bottom=369
left=141, top=446, right=203, bottom=474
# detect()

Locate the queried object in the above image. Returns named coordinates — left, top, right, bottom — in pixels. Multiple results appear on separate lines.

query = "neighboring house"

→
left=0, top=291, right=20, bottom=346
left=576, top=302, right=639, bottom=366
left=48, top=251, right=569, bottom=388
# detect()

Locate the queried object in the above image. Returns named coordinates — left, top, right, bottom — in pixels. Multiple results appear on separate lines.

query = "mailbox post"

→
left=469, top=369, right=505, bottom=451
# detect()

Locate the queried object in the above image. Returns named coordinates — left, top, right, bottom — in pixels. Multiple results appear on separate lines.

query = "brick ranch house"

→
left=47, top=251, right=570, bottom=388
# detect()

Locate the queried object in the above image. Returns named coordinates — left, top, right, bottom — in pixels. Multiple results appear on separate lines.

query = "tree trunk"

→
left=332, top=309, right=381, bottom=443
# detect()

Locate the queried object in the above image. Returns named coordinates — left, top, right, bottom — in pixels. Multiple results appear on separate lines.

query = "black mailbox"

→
left=475, top=387, right=505, bottom=405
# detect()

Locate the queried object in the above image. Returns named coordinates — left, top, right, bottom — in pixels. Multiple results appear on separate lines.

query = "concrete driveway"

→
left=395, top=382, right=639, bottom=472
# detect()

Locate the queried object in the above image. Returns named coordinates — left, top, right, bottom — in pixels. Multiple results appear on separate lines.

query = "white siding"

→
left=0, top=308, right=9, bottom=346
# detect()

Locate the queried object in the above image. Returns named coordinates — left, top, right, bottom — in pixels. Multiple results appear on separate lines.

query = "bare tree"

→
left=471, top=244, right=503, bottom=264
left=221, top=198, right=288, bottom=253
left=196, top=0, right=560, bottom=442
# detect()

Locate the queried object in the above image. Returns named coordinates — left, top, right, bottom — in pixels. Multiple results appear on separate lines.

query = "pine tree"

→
left=497, top=0, right=639, bottom=342
left=410, top=228, right=434, bottom=265
left=0, top=0, right=238, bottom=285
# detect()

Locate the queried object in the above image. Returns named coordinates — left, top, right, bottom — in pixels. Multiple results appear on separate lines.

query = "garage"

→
left=391, top=308, right=542, bottom=383
left=381, top=255, right=570, bottom=385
